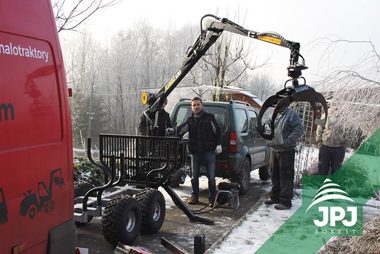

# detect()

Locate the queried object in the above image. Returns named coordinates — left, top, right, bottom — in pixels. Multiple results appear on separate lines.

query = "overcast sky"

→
left=71, top=0, right=380, bottom=86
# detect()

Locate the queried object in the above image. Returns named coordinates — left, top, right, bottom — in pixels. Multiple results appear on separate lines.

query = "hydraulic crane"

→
left=141, top=14, right=327, bottom=139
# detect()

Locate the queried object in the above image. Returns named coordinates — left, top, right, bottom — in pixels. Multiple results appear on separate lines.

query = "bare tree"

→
left=308, top=37, right=380, bottom=147
left=310, top=37, right=380, bottom=90
left=64, top=18, right=276, bottom=141
left=160, top=24, right=198, bottom=87
left=53, top=0, right=118, bottom=32
left=242, top=73, right=280, bottom=100
left=64, top=33, right=108, bottom=146
left=186, top=11, right=270, bottom=91
left=329, top=88, right=380, bottom=148
left=191, top=32, right=269, bottom=89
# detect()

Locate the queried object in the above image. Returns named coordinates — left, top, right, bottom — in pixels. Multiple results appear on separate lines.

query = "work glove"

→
left=165, top=127, right=175, bottom=136
left=215, top=145, right=222, bottom=154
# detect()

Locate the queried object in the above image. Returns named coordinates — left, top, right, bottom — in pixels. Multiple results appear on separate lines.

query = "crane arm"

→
left=141, top=14, right=327, bottom=139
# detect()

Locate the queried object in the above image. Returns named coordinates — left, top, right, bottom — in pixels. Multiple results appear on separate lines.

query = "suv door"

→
left=248, top=109, right=267, bottom=167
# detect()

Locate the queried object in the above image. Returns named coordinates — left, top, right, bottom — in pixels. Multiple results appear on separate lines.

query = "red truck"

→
left=0, top=0, right=76, bottom=253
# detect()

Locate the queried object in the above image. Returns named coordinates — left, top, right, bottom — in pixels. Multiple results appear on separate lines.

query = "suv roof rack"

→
left=229, top=100, right=250, bottom=106
left=179, top=98, right=191, bottom=101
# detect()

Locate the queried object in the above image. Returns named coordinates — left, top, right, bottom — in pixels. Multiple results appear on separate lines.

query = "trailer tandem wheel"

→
left=102, top=195, right=142, bottom=245
left=137, top=189, right=166, bottom=234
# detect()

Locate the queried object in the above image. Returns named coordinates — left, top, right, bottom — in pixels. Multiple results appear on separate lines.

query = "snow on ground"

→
left=210, top=194, right=380, bottom=254
left=211, top=192, right=302, bottom=254
left=157, top=148, right=380, bottom=254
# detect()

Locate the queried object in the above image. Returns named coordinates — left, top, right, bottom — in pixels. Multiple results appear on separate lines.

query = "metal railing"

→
left=99, top=134, right=186, bottom=187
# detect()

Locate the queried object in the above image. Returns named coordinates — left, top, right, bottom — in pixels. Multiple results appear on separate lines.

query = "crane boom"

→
left=141, top=14, right=327, bottom=139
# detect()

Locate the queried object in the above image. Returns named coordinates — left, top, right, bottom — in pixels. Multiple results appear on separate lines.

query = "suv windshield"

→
left=172, top=105, right=227, bottom=131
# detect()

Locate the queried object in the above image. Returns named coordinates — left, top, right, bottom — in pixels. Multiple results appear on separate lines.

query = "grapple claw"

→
left=257, top=84, right=328, bottom=140
left=257, top=95, right=290, bottom=140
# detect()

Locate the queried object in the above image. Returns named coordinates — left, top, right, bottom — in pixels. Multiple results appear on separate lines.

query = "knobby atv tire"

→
left=74, top=182, right=95, bottom=226
left=137, top=189, right=166, bottom=234
left=102, top=195, right=142, bottom=245
left=233, top=157, right=251, bottom=195
left=259, top=166, right=270, bottom=181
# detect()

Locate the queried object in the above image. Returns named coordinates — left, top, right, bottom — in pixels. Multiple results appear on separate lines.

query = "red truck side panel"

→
left=0, top=0, right=74, bottom=253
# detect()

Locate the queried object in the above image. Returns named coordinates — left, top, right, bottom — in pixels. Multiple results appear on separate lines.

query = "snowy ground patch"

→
left=211, top=193, right=301, bottom=254
left=210, top=194, right=380, bottom=254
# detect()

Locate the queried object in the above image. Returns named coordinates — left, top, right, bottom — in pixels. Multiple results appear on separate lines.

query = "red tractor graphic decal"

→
left=20, top=168, right=65, bottom=219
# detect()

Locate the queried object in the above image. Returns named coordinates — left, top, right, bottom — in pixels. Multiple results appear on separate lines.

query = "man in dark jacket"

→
left=139, top=98, right=172, bottom=136
left=265, top=105, right=304, bottom=210
left=177, top=97, right=222, bottom=206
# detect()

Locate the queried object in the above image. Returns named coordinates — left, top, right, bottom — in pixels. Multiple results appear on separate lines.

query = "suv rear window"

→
left=172, top=105, right=227, bottom=130
left=235, top=109, right=248, bottom=133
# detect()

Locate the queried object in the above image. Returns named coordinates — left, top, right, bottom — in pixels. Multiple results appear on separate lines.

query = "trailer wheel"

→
left=74, top=182, right=95, bottom=226
left=102, top=195, right=142, bottom=245
left=137, top=189, right=166, bottom=234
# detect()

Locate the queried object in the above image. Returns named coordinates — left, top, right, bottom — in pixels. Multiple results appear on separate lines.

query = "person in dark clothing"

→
left=139, top=98, right=172, bottom=136
left=265, top=105, right=304, bottom=210
left=176, top=97, right=222, bottom=206
left=316, top=106, right=346, bottom=175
